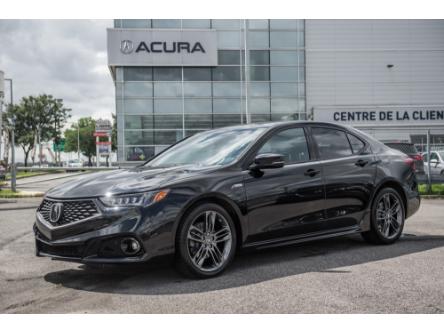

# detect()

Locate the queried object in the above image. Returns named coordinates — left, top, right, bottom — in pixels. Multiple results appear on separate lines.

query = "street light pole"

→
left=11, top=115, right=16, bottom=192
left=4, top=78, right=15, bottom=192
left=77, top=119, right=80, bottom=161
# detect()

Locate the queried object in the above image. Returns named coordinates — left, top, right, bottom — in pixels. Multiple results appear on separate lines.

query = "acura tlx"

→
left=34, top=121, right=420, bottom=278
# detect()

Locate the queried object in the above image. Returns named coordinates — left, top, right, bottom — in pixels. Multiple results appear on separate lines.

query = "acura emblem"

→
left=49, top=203, right=63, bottom=223
left=120, top=40, right=134, bottom=54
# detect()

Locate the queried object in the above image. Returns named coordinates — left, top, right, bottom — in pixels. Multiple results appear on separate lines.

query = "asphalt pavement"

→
left=0, top=197, right=443, bottom=313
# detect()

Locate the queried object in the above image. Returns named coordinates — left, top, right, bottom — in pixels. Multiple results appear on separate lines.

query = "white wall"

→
left=306, top=20, right=444, bottom=109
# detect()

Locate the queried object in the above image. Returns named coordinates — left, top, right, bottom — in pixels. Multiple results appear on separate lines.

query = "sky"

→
left=0, top=19, right=114, bottom=126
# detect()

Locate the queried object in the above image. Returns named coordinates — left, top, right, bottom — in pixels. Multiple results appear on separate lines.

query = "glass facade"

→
left=112, top=19, right=306, bottom=162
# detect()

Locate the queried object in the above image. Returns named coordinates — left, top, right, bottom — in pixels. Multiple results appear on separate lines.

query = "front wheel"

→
left=176, top=203, right=237, bottom=278
left=361, top=188, right=405, bottom=244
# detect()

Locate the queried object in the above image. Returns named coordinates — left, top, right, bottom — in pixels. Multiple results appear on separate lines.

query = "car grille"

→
left=38, top=199, right=99, bottom=226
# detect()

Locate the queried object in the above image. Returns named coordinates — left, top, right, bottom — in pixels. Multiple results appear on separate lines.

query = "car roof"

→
left=219, top=121, right=352, bottom=131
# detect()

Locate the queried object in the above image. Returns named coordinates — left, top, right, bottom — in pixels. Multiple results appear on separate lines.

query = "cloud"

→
left=0, top=19, right=114, bottom=125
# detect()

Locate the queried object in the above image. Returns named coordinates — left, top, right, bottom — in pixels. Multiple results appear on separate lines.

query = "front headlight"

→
left=99, top=190, right=169, bottom=207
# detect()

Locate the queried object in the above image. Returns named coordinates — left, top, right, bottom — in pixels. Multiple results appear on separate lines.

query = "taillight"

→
left=412, top=154, right=423, bottom=161
left=404, top=158, right=416, bottom=171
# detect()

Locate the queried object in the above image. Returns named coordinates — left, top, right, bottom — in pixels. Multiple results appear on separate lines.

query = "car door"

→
left=243, top=126, right=326, bottom=245
left=310, top=126, right=376, bottom=230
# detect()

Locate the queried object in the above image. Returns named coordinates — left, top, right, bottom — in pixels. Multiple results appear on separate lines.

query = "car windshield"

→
left=145, top=126, right=269, bottom=168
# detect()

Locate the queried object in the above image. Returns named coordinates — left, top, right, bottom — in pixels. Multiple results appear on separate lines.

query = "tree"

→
left=21, top=95, right=70, bottom=165
left=64, top=117, right=96, bottom=166
left=2, top=95, right=71, bottom=167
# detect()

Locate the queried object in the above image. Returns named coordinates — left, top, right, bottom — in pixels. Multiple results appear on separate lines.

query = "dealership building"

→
left=107, top=19, right=444, bottom=162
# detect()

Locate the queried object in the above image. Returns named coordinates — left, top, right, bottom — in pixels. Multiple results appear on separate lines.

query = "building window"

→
left=213, top=99, right=242, bottom=114
left=154, top=99, right=182, bottom=114
left=124, top=67, right=152, bottom=81
left=183, top=82, right=212, bottom=97
left=117, top=19, right=151, bottom=29
left=250, top=50, right=270, bottom=65
left=248, top=20, right=269, bottom=30
left=181, top=19, right=211, bottom=29
left=212, top=67, right=241, bottom=81
left=183, top=67, right=212, bottom=81
left=211, top=19, right=241, bottom=29
left=217, top=31, right=241, bottom=49
left=270, top=19, right=303, bottom=30
left=124, top=82, right=153, bottom=97
left=125, top=131, right=154, bottom=145
left=248, top=31, right=269, bottom=49
left=184, top=99, right=212, bottom=114
left=218, top=50, right=242, bottom=65
left=125, top=115, right=153, bottom=130
left=213, top=82, right=242, bottom=97
left=154, top=82, right=182, bottom=97
left=250, top=67, right=270, bottom=81
left=152, top=19, right=181, bottom=28
left=249, top=82, right=270, bottom=97
left=123, top=99, right=153, bottom=115
left=153, top=67, right=182, bottom=81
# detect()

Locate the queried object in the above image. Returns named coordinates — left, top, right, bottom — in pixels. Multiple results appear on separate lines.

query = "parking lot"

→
left=0, top=198, right=443, bottom=313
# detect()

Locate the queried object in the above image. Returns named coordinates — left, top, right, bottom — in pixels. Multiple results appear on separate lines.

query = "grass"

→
left=0, top=188, right=44, bottom=198
left=419, top=184, right=444, bottom=195
left=6, top=170, right=48, bottom=180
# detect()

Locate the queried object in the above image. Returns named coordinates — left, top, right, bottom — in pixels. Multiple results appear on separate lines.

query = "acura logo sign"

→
left=49, top=203, right=63, bottom=223
left=108, top=29, right=217, bottom=66
left=120, top=40, right=134, bottom=54
left=120, top=40, right=205, bottom=54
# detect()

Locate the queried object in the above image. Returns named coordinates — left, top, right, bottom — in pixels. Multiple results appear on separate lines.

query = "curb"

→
left=420, top=195, right=444, bottom=199
left=0, top=206, right=39, bottom=211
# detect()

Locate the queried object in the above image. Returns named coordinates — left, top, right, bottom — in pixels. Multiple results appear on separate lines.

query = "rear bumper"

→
left=406, top=195, right=420, bottom=219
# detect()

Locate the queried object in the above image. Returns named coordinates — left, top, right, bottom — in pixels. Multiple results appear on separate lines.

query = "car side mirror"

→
left=250, top=153, right=285, bottom=171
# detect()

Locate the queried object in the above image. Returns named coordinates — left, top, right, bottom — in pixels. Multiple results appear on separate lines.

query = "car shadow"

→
left=44, top=233, right=444, bottom=295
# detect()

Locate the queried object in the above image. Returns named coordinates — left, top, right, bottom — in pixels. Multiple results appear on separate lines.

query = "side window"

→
left=257, top=127, right=310, bottom=164
left=312, top=127, right=353, bottom=160
left=347, top=133, right=366, bottom=154
left=430, top=152, right=438, bottom=161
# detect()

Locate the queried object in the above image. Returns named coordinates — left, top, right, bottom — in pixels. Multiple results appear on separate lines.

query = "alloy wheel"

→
left=186, top=210, right=233, bottom=272
left=375, top=193, right=403, bottom=239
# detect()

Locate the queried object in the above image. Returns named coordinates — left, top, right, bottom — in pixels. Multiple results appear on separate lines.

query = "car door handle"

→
left=355, top=159, right=369, bottom=167
left=304, top=168, right=320, bottom=177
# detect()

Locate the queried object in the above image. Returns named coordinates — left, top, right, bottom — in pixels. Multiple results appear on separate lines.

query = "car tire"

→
left=175, top=203, right=237, bottom=278
left=361, top=187, right=405, bottom=245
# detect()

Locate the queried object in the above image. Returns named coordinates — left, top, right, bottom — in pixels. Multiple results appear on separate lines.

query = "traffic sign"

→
left=53, top=138, right=65, bottom=152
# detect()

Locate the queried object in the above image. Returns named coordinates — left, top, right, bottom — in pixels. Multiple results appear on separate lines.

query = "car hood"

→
left=46, top=165, right=216, bottom=198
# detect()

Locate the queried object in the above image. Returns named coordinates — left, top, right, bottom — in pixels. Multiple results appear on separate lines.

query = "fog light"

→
left=120, top=237, right=141, bottom=256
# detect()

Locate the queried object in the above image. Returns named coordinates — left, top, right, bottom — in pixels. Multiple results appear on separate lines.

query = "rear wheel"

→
left=361, top=187, right=405, bottom=244
left=175, top=203, right=236, bottom=278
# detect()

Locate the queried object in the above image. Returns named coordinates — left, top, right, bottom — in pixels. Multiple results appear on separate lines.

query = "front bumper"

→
left=33, top=197, right=175, bottom=264
left=34, top=225, right=151, bottom=264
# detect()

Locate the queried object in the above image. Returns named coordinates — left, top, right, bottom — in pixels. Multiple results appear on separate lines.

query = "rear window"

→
left=385, top=143, right=417, bottom=155
left=312, top=127, right=353, bottom=159
left=347, top=134, right=366, bottom=154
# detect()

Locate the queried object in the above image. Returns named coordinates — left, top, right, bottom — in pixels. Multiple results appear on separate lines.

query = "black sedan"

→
left=34, top=122, right=420, bottom=278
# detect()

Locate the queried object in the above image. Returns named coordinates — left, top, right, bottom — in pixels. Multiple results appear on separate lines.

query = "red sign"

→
left=93, top=132, right=109, bottom=137
left=96, top=141, right=112, bottom=145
